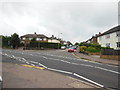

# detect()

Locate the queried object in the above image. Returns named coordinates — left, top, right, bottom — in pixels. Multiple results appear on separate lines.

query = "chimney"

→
left=52, top=35, right=54, bottom=38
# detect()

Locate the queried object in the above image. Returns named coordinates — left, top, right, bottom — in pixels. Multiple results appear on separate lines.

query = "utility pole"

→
left=58, top=33, right=62, bottom=49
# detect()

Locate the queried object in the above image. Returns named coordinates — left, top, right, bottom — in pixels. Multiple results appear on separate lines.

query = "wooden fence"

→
left=100, top=49, right=120, bottom=60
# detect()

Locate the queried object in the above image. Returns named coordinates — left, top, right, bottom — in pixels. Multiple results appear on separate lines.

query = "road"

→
left=1, top=49, right=120, bottom=89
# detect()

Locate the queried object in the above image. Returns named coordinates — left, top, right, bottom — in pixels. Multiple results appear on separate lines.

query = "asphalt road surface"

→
left=1, top=49, right=120, bottom=89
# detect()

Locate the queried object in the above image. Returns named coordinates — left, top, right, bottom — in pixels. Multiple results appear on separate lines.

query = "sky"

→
left=0, top=0, right=119, bottom=44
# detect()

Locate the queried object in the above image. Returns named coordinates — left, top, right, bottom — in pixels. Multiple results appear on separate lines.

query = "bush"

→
left=79, top=46, right=87, bottom=52
left=101, top=47, right=113, bottom=50
left=85, top=46, right=101, bottom=52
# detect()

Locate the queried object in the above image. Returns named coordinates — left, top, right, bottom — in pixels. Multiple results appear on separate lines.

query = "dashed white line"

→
left=31, top=64, right=35, bottom=66
left=26, top=62, right=30, bottom=64
left=47, top=68, right=72, bottom=74
left=94, top=66, right=120, bottom=74
left=38, top=63, right=47, bottom=69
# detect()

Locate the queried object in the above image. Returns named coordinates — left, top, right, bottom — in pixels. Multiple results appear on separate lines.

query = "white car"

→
left=61, top=46, right=66, bottom=50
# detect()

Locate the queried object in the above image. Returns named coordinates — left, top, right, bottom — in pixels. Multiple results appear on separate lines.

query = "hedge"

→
left=26, top=41, right=61, bottom=49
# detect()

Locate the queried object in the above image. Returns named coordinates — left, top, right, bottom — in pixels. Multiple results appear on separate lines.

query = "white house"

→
left=48, top=35, right=60, bottom=43
left=48, top=39, right=60, bottom=43
left=97, top=25, right=120, bottom=50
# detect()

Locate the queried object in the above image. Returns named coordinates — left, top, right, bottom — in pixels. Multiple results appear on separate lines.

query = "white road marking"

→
left=30, top=54, right=33, bottom=56
left=47, top=68, right=73, bottom=74
left=30, top=61, right=38, bottom=64
left=26, top=62, right=30, bottom=64
left=18, top=59, right=21, bottom=61
left=94, top=66, right=120, bottom=74
left=38, top=63, right=47, bottom=69
left=37, top=55, right=120, bottom=74
left=31, top=64, right=35, bottom=66
left=42, top=56, right=48, bottom=59
left=2, top=52, right=119, bottom=74
left=73, top=73, right=104, bottom=88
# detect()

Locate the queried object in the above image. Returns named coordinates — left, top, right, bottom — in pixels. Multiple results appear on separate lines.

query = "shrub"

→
left=85, top=46, right=101, bottom=52
left=101, top=47, right=113, bottom=50
left=79, top=46, right=87, bottom=52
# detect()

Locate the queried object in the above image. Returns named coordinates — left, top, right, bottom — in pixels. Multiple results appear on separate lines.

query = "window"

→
left=36, top=38, right=40, bottom=41
left=29, top=38, right=33, bottom=40
left=105, top=34, right=110, bottom=38
left=22, top=37, right=26, bottom=40
left=106, top=43, right=110, bottom=47
left=99, top=37, right=102, bottom=40
left=43, top=38, right=47, bottom=41
left=116, top=31, right=120, bottom=37
left=117, top=42, right=120, bottom=47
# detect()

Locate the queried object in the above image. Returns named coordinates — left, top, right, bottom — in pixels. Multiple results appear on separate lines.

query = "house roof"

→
left=21, top=34, right=48, bottom=38
left=98, top=25, right=120, bottom=37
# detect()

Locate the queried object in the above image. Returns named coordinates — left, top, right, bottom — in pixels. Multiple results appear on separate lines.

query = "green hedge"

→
left=85, top=46, right=101, bottom=52
left=27, top=41, right=61, bottom=49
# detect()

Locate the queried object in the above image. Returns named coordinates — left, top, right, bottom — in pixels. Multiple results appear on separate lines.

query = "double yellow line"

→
left=17, top=64, right=45, bottom=70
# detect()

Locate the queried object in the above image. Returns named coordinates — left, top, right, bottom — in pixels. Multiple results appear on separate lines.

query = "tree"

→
left=2, top=36, right=11, bottom=47
left=67, top=41, right=73, bottom=46
left=74, top=42, right=79, bottom=46
left=10, top=33, right=20, bottom=49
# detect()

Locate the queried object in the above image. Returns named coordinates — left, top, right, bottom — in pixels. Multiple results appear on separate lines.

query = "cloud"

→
left=0, top=1, right=118, bottom=44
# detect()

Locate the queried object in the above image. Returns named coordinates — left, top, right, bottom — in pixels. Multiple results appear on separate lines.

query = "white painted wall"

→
left=48, top=39, right=60, bottom=43
left=98, top=32, right=120, bottom=49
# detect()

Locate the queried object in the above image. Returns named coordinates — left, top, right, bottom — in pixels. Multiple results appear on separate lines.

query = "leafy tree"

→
left=67, top=41, right=73, bottom=46
left=2, top=36, right=11, bottom=47
left=10, top=33, right=20, bottom=49
left=31, top=38, right=36, bottom=42
left=74, top=42, right=79, bottom=46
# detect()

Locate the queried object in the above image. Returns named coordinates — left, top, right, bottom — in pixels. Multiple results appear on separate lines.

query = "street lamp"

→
left=58, top=33, right=62, bottom=49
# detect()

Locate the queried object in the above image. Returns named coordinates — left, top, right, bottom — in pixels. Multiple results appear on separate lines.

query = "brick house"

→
left=86, top=32, right=101, bottom=44
left=20, top=32, right=49, bottom=45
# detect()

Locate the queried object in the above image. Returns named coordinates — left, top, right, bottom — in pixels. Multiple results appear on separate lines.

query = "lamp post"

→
left=58, top=33, right=62, bottom=49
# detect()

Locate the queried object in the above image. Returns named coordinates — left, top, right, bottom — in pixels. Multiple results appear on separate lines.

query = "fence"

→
left=100, top=49, right=120, bottom=60
left=101, top=49, right=120, bottom=55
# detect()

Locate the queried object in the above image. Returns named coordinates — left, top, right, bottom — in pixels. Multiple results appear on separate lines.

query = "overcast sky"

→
left=0, top=0, right=119, bottom=44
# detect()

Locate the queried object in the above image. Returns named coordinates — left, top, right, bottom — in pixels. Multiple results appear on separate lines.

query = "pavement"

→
left=2, top=62, right=98, bottom=88
left=73, top=49, right=119, bottom=66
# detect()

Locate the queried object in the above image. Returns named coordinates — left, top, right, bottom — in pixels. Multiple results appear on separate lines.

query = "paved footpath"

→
left=2, top=62, right=101, bottom=88
left=73, top=50, right=119, bottom=66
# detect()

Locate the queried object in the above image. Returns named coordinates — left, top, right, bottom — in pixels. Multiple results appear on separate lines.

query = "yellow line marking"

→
left=18, top=64, right=45, bottom=70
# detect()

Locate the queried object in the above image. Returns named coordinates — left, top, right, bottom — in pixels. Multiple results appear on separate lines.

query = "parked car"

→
left=61, top=46, right=66, bottom=50
left=0, top=76, right=2, bottom=90
left=67, top=48, right=74, bottom=52
left=72, top=46, right=78, bottom=49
